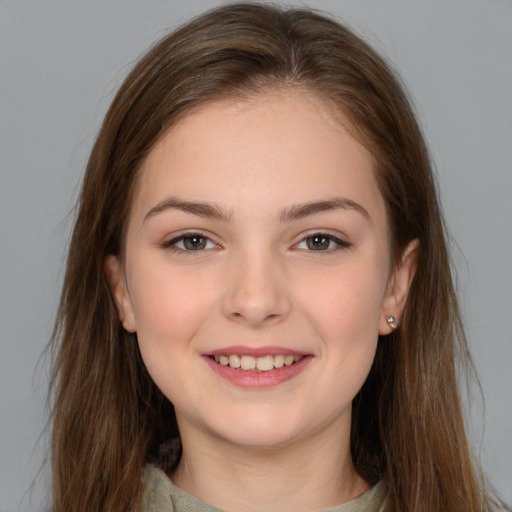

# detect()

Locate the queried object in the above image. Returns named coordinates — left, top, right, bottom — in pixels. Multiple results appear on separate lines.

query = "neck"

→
left=171, top=422, right=368, bottom=512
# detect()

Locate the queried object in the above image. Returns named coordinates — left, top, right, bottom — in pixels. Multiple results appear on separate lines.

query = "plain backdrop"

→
left=1, top=1, right=511, bottom=510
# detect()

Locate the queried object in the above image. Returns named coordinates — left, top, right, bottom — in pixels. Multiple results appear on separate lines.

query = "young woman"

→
left=49, top=3, right=508, bottom=511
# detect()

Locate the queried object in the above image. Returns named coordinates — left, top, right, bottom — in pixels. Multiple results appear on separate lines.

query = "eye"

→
left=295, top=233, right=350, bottom=252
left=163, top=233, right=219, bottom=252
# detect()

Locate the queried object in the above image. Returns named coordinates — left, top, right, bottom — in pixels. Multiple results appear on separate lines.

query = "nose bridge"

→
left=222, top=242, right=291, bottom=327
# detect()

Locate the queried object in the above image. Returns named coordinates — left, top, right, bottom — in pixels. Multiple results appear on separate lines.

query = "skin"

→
left=105, top=90, right=418, bottom=512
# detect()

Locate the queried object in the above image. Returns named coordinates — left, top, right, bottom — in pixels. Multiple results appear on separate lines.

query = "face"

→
left=106, top=90, right=417, bottom=450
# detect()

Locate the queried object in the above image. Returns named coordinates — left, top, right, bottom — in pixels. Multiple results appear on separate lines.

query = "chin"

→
left=201, top=411, right=314, bottom=452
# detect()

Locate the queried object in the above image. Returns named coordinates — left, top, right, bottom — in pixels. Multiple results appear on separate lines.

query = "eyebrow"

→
left=279, top=198, right=370, bottom=223
left=144, top=196, right=370, bottom=223
left=144, top=198, right=232, bottom=223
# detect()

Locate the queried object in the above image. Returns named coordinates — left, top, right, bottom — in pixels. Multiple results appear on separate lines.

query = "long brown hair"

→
left=49, top=4, right=504, bottom=511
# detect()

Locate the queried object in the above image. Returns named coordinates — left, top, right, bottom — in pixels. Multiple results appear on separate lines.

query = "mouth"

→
left=209, top=354, right=305, bottom=372
left=204, top=348, right=312, bottom=388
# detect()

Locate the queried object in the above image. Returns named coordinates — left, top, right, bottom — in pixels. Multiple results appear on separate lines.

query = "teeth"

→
left=240, top=355, right=256, bottom=370
left=284, top=355, right=294, bottom=366
left=212, top=354, right=304, bottom=371
left=256, top=355, right=274, bottom=371
left=273, top=355, right=285, bottom=368
left=228, top=354, right=241, bottom=368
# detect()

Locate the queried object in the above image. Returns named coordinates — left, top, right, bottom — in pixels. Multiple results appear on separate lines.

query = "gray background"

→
left=1, top=1, right=511, bottom=510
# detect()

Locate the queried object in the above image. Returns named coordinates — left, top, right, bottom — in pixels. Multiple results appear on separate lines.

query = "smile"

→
left=210, top=354, right=304, bottom=372
left=204, top=349, right=312, bottom=388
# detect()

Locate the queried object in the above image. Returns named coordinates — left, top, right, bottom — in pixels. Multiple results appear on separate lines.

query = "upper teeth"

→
left=213, top=354, right=303, bottom=371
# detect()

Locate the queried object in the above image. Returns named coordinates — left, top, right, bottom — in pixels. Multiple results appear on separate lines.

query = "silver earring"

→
left=386, top=316, right=397, bottom=329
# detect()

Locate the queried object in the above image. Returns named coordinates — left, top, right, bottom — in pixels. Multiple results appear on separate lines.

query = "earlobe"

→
left=379, top=239, right=419, bottom=335
left=103, top=255, right=137, bottom=332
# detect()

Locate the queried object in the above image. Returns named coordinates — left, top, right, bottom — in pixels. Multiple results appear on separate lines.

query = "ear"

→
left=104, top=255, right=137, bottom=332
left=379, top=239, right=419, bottom=335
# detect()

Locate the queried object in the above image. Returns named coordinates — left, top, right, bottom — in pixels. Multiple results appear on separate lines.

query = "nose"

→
left=222, top=250, right=292, bottom=328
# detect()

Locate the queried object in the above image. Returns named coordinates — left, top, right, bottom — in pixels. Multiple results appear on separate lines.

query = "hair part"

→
left=49, top=3, right=504, bottom=511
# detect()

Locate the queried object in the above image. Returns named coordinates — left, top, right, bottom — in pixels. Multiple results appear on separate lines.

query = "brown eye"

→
left=306, top=235, right=331, bottom=251
left=295, top=233, right=350, bottom=252
left=164, top=233, right=218, bottom=252
left=183, top=235, right=207, bottom=250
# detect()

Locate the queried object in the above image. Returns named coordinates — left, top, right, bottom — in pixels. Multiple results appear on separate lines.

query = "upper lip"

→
left=206, top=346, right=310, bottom=357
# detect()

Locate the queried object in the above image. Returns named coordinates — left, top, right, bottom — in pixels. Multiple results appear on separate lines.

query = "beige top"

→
left=140, top=465, right=386, bottom=512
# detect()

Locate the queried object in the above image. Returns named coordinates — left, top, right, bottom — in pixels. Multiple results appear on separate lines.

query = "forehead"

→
left=130, top=90, right=384, bottom=223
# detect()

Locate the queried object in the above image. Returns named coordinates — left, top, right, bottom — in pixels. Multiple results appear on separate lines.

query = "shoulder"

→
left=322, top=480, right=387, bottom=512
left=140, top=465, right=176, bottom=512
left=139, top=464, right=225, bottom=512
left=139, top=463, right=387, bottom=512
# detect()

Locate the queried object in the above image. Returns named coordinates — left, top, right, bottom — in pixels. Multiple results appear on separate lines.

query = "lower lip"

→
left=203, top=355, right=312, bottom=388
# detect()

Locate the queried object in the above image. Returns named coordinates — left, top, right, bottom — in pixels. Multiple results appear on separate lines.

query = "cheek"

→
left=312, top=264, right=385, bottom=405
left=128, top=261, right=215, bottom=353
left=301, top=261, right=386, bottom=352
left=128, top=261, right=220, bottom=404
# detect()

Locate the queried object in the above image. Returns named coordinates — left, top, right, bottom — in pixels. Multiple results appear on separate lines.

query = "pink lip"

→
left=203, top=353, right=313, bottom=388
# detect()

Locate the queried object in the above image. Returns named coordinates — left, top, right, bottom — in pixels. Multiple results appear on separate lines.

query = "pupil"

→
left=308, top=235, right=329, bottom=250
left=184, top=236, right=206, bottom=250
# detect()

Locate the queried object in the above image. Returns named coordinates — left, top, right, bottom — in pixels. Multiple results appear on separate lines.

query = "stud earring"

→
left=386, top=315, right=397, bottom=329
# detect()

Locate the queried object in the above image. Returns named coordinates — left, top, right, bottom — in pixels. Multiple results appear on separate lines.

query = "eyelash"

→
left=162, top=231, right=350, bottom=253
